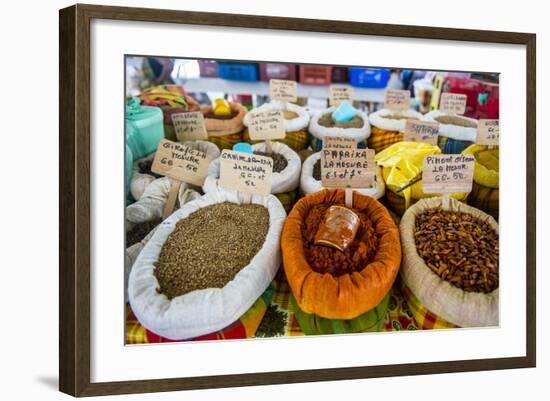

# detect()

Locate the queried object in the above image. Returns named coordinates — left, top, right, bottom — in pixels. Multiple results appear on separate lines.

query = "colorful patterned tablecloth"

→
left=126, top=269, right=424, bottom=344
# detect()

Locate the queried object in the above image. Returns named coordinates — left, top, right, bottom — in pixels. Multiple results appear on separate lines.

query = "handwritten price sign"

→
left=219, top=150, right=273, bottom=196
left=422, top=154, right=475, bottom=194
left=269, top=79, right=297, bottom=102
left=171, top=111, right=208, bottom=141
left=247, top=110, right=286, bottom=141
left=321, top=148, right=376, bottom=189
left=384, top=89, right=411, bottom=111
left=439, top=93, right=467, bottom=115
left=476, top=119, right=499, bottom=146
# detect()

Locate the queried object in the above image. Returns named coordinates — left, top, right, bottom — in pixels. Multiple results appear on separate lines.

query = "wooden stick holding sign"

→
left=422, top=154, right=475, bottom=211
left=247, top=109, right=285, bottom=155
left=320, top=148, right=376, bottom=209
left=218, top=150, right=273, bottom=204
left=151, top=139, right=212, bottom=219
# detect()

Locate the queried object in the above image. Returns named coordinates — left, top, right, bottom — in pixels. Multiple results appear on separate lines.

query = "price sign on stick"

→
left=403, top=120, right=440, bottom=145
left=151, top=139, right=212, bottom=218
left=247, top=110, right=286, bottom=141
left=422, top=154, right=475, bottom=210
left=384, top=89, right=410, bottom=111
left=323, top=136, right=356, bottom=149
left=439, top=93, right=467, bottom=115
left=219, top=150, right=273, bottom=196
left=329, top=85, right=354, bottom=107
left=476, top=119, right=499, bottom=146
left=171, top=111, right=208, bottom=141
left=269, top=79, right=297, bottom=103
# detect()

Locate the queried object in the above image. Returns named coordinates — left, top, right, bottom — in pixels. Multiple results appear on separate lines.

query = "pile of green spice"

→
left=318, top=112, right=364, bottom=129
left=256, top=304, right=288, bottom=337
left=138, top=158, right=163, bottom=178
left=126, top=218, right=162, bottom=247
left=154, top=202, right=270, bottom=299
left=254, top=151, right=288, bottom=173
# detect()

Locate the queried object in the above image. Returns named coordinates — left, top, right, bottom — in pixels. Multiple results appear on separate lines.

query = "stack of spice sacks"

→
left=367, top=108, right=425, bottom=153
left=203, top=142, right=302, bottom=212
left=300, top=151, right=385, bottom=199
left=281, top=189, right=401, bottom=334
left=426, top=110, right=478, bottom=154
left=201, top=98, right=248, bottom=150
left=399, top=197, right=499, bottom=329
left=243, top=100, right=311, bottom=152
left=308, top=102, right=371, bottom=152
left=138, top=84, right=201, bottom=142
left=128, top=189, right=286, bottom=341
left=375, top=142, right=469, bottom=216
left=462, top=144, right=499, bottom=220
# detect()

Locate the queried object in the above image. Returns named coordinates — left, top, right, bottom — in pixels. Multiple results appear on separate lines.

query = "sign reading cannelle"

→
left=323, top=136, right=356, bottom=149
left=476, top=119, right=500, bottom=146
left=384, top=89, right=410, bottom=112
left=171, top=111, right=208, bottom=141
left=219, top=149, right=273, bottom=196
left=403, top=120, right=440, bottom=145
left=329, top=85, right=354, bottom=107
left=439, top=93, right=467, bottom=115
left=422, top=154, right=475, bottom=194
left=151, top=139, right=211, bottom=186
left=247, top=110, right=286, bottom=141
left=321, top=148, right=376, bottom=189
left=269, top=79, right=297, bottom=103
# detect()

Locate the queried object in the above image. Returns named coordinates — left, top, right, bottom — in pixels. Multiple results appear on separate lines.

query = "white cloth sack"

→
left=243, top=100, right=310, bottom=132
left=400, top=197, right=499, bottom=327
left=300, top=151, right=385, bottom=198
left=368, top=108, right=428, bottom=132
left=128, top=188, right=287, bottom=340
left=130, top=140, right=220, bottom=201
left=426, top=110, right=478, bottom=142
left=203, top=142, right=301, bottom=195
left=309, top=107, right=371, bottom=143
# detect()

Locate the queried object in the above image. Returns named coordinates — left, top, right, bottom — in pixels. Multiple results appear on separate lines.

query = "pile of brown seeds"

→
left=414, top=207, right=499, bottom=293
left=154, top=202, right=270, bottom=299
left=126, top=218, right=162, bottom=247
left=254, top=151, right=288, bottom=173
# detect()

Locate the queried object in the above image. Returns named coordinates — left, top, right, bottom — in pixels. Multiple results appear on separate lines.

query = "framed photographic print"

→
left=59, top=3, right=536, bottom=397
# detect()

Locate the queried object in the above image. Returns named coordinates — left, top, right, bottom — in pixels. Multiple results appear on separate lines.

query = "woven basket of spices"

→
left=201, top=102, right=247, bottom=150
left=308, top=106, right=371, bottom=152
left=281, top=189, right=401, bottom=322
left=300, top=151, right=385, bottom=199
left=367, top=108, right=426, bottom=153
left=426, top=110, right=477, bottom=154
left=400, top=197, right=499, bottom=327
left=243, top=100, right=311, bottom=152
left=462, top=144, right=499, bottom=221
left=128, top=188, right=286, bottom=340
left=203, top=142, right=302, bottom=212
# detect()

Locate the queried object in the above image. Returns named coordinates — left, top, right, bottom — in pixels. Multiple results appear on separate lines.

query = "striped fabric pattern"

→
left=207, top=132, right=244, bottom=150
left=437, top=136, right=473, bottom=154
left=367, top=127, right=403, bottom=153
left=400, top=283, right=457, bottom=330
left=468, top=181, right=499, bottom=221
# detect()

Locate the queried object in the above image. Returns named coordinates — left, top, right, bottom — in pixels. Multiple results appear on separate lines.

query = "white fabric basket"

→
left=203, top=142, right=301, bottom=195
left=128, top=189, right=286, bottom=340
left=309, top=106, right=371, bottom=143
left=426, top=110, right=478, bottom=142
left=400, top=197, right=499, bottom=327
left=300, top=152, right=385, bottom=198
left=368, top=108, right=427, bottom=132
left=243, top=100, right=310, bottom=132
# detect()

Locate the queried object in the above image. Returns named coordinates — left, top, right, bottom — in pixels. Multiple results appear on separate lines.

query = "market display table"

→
left=126, top=270, right=421, bottom=344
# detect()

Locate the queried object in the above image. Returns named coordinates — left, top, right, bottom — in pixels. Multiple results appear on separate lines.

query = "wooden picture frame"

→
left=59, top=3, right=536, bottom=397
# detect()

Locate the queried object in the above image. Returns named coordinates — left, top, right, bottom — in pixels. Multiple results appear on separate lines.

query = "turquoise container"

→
left=125, top=144, right=133, bottom=202
left=125, top=97, right=164, bottom=160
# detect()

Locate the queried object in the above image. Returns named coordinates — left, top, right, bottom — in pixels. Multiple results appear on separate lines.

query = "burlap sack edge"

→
left=399, top=197, right=499, bottom=327
left=426, top=110, right=478, bottom=142
left=243, top=100, right=310, bottom=132
left=300, top=151, right=385, bottom=199
left=309, top=107, right=371, bottom=142
left=368, top=108, right=427, bottom=132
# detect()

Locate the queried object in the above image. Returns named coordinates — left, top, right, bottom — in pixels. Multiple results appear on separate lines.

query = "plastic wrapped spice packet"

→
left=314, top=205, right=361, bottom=251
